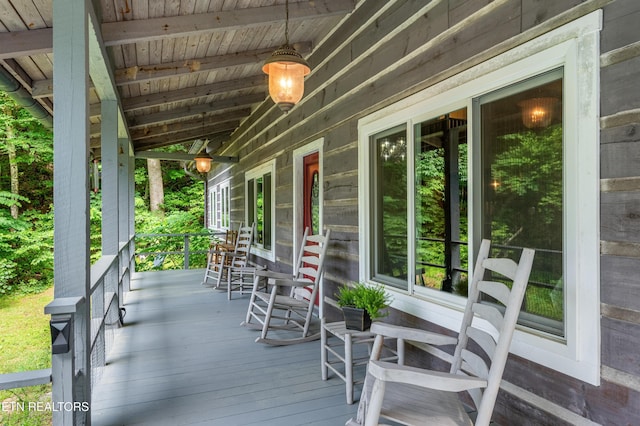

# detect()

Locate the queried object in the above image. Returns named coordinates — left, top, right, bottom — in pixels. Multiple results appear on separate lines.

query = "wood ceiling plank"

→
left=101, top=0, right=356, bottom=46
left=122, top=74, right=265, bottom=111
left=127, top=93, right=264, bottom=127
left=9, top=0, right=47, bottom=29
left=129, top=108, right=250, bottom=140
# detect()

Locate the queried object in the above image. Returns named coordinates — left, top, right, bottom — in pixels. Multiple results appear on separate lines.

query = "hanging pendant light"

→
left=194, top=113, right=212, bottom=173
left=194, top=151, right=212, bottom=173
left=262, top=0, right=311, bottom=113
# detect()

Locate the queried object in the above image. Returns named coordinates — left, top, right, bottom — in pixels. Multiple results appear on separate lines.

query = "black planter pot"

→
left=342, top=306, right=372, bottom=331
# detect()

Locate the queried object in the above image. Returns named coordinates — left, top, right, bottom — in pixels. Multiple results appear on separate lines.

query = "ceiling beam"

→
left=130, top=109, right=250, bottom=141
left=101, top=0, right=356, bottom=46
left=132, top=122, right=239, bottom=151
left=115, top=42, right=312, bottom=87
left=29, top=42, right=308, bottom=99
left=0, top=28, right=52, bottom=59
left=127, top=93, right=265, bottom=128
left=121, top=75, right=266, bottom=112
left=134, top=151, right=238, bottom=164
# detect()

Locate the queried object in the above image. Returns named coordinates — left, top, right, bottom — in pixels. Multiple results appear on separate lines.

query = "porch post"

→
left=101, top=100, right=119, bottom=256
left=50, top=0, right=92, bottom=424
left=128, top=150, right=136, bottom=277
left=119, top=137, right=133, bottom=291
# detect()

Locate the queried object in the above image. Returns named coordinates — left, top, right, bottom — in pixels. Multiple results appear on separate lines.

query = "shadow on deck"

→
left=92, top=269, right=356, bottom=426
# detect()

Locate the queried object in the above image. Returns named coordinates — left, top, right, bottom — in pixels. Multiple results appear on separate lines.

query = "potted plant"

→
left=336, top=282, right=392, bottom=331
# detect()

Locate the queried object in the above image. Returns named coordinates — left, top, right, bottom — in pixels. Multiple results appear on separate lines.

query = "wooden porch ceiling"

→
left=0, top=0, right=356, bottom=157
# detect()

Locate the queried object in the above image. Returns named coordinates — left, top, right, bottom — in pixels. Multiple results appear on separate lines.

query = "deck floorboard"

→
left=91, top=270, right=357, bottom=426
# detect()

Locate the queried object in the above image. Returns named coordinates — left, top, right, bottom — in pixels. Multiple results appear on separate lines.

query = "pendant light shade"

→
left=262, top=45, right=310, bottom=113
left=194, top=151, right=212, bottom=173
left=262, top=0, right=311, bottom=113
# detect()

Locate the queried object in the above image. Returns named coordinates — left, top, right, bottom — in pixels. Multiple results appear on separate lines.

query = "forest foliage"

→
left=0, top=93, right=207, bottom=296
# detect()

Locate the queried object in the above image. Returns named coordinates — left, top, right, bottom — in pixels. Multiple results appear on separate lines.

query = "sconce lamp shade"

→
left=518, top=97, right=558, bottom=129
left=195, top=151, right=212, bottom=173
left=262, top=45, right=311, bottom=113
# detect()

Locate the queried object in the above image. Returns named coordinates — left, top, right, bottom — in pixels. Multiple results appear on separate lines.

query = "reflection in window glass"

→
left=414, top=109, right=468, bottom=294
left=372, top=125, right=408, bottom=289
left=479, top=71, right=564, bottom=336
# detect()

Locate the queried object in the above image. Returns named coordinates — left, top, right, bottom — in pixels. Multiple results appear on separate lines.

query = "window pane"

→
left=479, top=73, right=564, bottom=336
left=248, top=178, right=255, bottom=234
left=372, top=126, right=407, bottom=289
left=256, top=177, right=264, bottom=246
left=263, top=173, right=272, bottom=250
left=414, top=110, right=468, bottom=294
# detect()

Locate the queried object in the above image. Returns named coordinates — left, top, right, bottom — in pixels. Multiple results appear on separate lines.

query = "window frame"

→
left=358, top=11, right=601, bottom=385
left=245, top=160, right=276, bottom=261
left=208, top=179, right=230, bottom=231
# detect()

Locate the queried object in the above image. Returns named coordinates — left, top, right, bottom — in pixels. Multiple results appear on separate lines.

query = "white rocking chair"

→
left=217, top=223, right=259, bottom=300
left=242, top=227, right=331, bottom=345
left=346, top=239, right=535, bottom=426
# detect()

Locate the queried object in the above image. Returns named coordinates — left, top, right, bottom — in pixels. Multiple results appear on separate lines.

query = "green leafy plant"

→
left=336, top=282, right=392, bottom=320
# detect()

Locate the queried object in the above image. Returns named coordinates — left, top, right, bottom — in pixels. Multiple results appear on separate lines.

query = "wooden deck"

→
left=91, top=269, right=357, bottom=426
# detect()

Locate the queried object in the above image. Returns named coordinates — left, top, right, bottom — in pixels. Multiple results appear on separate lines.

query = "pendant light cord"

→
left=285, top=0, right=290, bottom=45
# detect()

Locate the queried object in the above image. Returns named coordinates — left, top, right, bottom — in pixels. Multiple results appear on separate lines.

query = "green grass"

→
left=0, top=287, right=53, bottom=426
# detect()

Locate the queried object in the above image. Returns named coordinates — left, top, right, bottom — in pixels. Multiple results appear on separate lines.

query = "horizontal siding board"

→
left=601, top=0, right=640, bottom=53
left=600, top=139, right=640, bottom=179
left=584, top=378, right=640, bottom=425
left=602, top=317, right=640, bottom=376
left=601, top=191, right=640, bottom=242
left=449, top=0, right=494, bottom=27
left=600, top=123, right=640, bottom=145
left=521, top=0, right=583, bottom=32
left=600, top=255, right=640, bottom=311
left=600, top=56, right=640, bottom=116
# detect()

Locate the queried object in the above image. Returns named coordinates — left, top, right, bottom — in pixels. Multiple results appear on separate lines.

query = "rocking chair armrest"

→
left=255, top=269, right=294, bottom=280
left=370, top=322, right=458, bottom=347
left=227, top=266, right=263, bottom=273
left=368, top=360, right=488, bottom=392
left=268, top=277, right=313, bottom=288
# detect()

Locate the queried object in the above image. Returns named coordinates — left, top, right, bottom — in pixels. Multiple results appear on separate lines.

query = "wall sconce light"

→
left=518, top=97, right=558, bottom=129
left=262, top=0, right=310, bottom=113
left=195, top=151, right=212, bottom=173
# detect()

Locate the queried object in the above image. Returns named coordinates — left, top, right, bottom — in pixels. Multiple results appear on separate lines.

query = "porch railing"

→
left=0, top=232, right=212, bottom=424
left=42, top=236, right=134, bottom=425
left=134, top=232, right=212, bottom=271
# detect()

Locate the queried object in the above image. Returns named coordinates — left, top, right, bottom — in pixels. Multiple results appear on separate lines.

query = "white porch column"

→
left=50, top=0, right=91, bottom=424
left=101, top=100, right=119, bottom=256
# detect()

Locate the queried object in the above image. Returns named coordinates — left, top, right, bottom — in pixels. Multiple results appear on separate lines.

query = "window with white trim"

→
left=246, top=160, right=275, bottom=261
left=209, top=180, right=230, bottom=230
left=358, top=12, right=600, bottom=385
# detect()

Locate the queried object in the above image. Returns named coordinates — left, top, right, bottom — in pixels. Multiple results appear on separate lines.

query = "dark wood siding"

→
left=208, top=0, right=640, bottom=423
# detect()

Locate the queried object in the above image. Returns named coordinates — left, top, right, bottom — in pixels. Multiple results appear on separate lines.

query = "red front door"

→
left=302, top=152, right=320, bottom=304
left=303, top=152, right=320, bottom=235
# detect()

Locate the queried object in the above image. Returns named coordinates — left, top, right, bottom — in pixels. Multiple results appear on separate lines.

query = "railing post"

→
left=184, top=235, right=190, bottom=270
left=45, top=297, right=88, bottom=426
